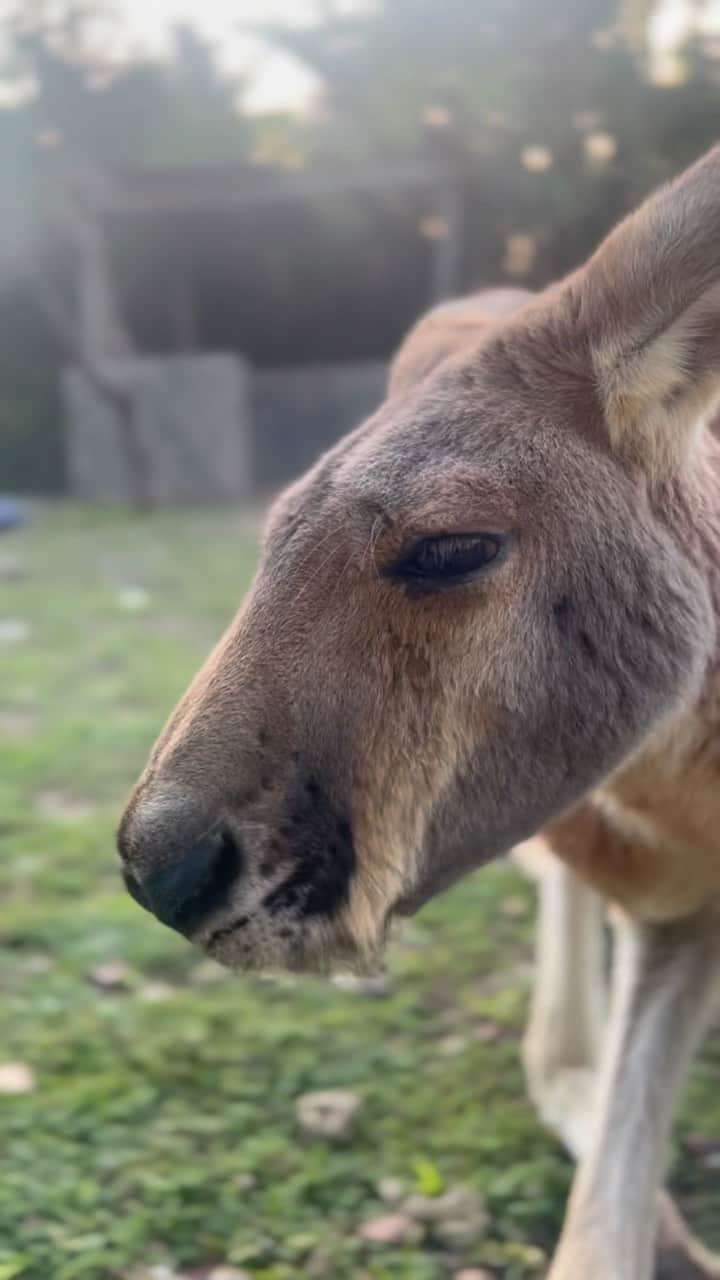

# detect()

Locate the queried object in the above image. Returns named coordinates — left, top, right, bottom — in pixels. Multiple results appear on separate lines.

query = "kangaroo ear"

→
left=576, top=145, right=720, bottom=477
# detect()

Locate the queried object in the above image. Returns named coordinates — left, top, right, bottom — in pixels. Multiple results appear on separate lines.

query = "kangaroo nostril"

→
left=132, top=828, right=242, bottom=934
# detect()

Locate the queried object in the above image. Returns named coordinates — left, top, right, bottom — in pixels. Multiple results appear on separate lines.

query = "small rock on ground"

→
left=0, top=709, right=37, bottom=738
left=501, top=894, right=529, bottom=918
left=376, top=1176, right=405, bottom=1206
left=258, top=968, right=298, bottom=987
left=359, top=1213, right=424, bottom=1245
left=116, top=586, right=151, bottom=612
left=454, top=1270, right=496, bottom=1280
left=89, top=960, right=132, bottom=991
left=0, top=553, right=25, bottom=581
left=438, top=1033, right=471, bottom=1057
left=686, top=1135, right=720, bottom=1170
left=700, top=1150, right=720, bottom=1170
left=192, top=959, right=227, bottom=984
left=438, top=1023, right=501, bottom=1054
left=0, top=1062, right=35, bottom=1094
left=473, top=1021, right=501, bottom=1044
left=434, top=1216, right=489, bottom=1247
left=137, top=981, right=176, bottom=1002
left=403, top=1185, right=490, bottom=1246
left=125, top=1268, right=186, bottom=1280
left=296, top=1089, right=363, bottom=1140
left=0, top=619, right=30, bottom=645
left=207, top=1269, right=252, bottom=1280
left=402, top=1185, right=488, bottom=1226
left=16, top=952, right=53, bottom=975
left=35, top=789, right=95, bottom=822
left=332, top=970, right=391, bottom=997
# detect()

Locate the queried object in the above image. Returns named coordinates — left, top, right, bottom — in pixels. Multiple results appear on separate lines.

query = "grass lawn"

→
left=1, top=504, right=719, bottom=1280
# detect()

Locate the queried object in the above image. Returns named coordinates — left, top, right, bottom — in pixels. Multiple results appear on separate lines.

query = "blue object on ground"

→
left=0, top=497, right=26, bottom=532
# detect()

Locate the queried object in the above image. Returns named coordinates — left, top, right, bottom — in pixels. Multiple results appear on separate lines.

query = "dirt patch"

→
left=34, top=790, right=96, bottom=823
left=0, top=708, right=39, bottom=738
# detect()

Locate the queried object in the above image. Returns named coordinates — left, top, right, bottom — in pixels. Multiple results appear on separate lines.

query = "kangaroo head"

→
left=119, top=149, right=720, bottom=971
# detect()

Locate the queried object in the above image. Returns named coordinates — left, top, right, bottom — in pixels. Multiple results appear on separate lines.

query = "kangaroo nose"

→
left=122, top=829, right=242, bottom=934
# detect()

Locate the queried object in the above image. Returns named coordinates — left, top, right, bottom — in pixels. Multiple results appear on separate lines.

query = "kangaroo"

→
left=119, top=146, right=720, bottom=1279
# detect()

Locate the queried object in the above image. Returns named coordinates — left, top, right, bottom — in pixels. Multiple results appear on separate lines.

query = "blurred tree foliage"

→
left=0, top=0, right=719, bottom=491
left=0, top=5, right=260, bottom=272
left=260, top=0, right=720, bottom=279
left=1, top=0, right=718, bottom=283
left=0, top=4, right=266, bottom=491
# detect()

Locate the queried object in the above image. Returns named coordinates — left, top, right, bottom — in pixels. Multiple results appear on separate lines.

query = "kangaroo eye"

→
left=389, top=533, right=507, bottom=588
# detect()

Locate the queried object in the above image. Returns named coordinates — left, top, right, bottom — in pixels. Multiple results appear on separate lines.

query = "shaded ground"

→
left=1, top=505, right=718, bottom=1280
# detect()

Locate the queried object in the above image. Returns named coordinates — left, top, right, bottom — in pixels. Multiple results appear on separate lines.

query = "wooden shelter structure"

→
left=50, top=144, right=467, bottom=503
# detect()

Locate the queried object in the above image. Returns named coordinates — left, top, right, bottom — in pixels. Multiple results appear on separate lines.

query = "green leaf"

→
left=412, top=1158, right=444, bottom=1196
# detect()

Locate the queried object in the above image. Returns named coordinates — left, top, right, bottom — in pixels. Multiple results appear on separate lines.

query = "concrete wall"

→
left=252, top=361, right=387, bottom=491
left=65, top=354, right=253, bottom=504
left=64, top=356, right=388, bottom=502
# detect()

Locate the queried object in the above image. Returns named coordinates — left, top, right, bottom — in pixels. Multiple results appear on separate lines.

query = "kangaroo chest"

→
left=545, top=694, right=720, bottom=920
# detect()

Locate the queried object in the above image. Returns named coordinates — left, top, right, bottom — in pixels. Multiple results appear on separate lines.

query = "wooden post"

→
left=61, top=184, right=152, bottom=509
left=428, top=179, right=464, bottom=303
left=422, top=104, right=466, bottom=304
left=74, top=207, right=131, bottom=365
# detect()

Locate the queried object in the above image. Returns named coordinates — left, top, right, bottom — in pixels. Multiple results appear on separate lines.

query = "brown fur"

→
left=120, top=149, right=720, bottom=963
left=119, top=145, right=720, bottom=1278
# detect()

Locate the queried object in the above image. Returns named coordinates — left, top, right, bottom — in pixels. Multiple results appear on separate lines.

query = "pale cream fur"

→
left=593, top=279, right=720, bottom=479
left=519, top=843, right=720, bottom=1280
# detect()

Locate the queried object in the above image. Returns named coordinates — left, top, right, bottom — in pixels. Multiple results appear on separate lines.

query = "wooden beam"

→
left=83, top=161, right=438, bottom=218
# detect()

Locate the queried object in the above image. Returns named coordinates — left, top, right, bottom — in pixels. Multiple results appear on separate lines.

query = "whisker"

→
left=289, top=520, right=346, bottom=581
left=331, top=511, right=387, bottom=604
left=289, top=511, right=387, bottom=609
left=328, top=547, right=359, bottom=604
left=292, top=532, right=346, bottom=604
left=361, top=515, right=381, bottom=573
left=368, top=515, right=384, bottom=581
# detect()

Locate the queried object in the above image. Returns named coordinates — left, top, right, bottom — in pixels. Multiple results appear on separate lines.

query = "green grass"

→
left=1, top=504, right=719, bottom=1280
